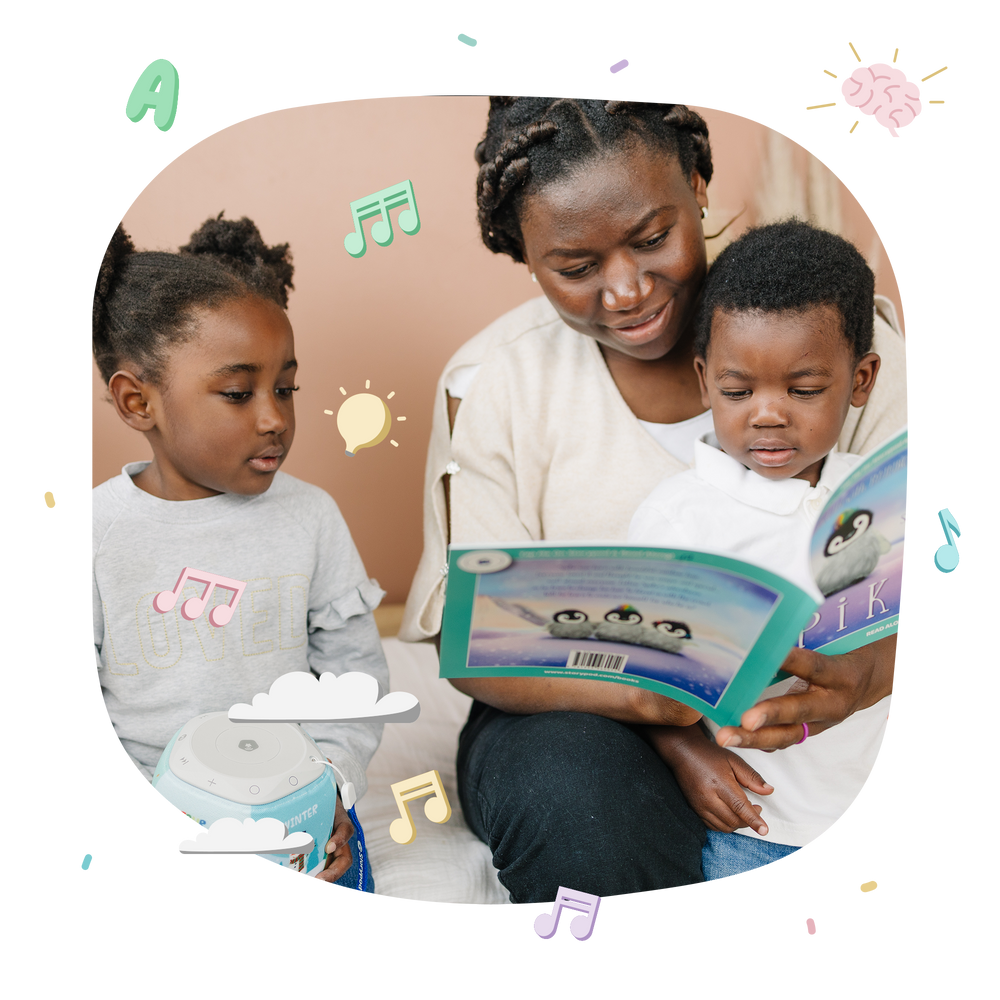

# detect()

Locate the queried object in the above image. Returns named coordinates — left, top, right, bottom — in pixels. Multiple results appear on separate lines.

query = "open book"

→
left=439, top=429, right=905, bottom=728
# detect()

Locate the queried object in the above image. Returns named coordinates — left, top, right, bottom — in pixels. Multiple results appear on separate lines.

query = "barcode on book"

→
left=566, top=650, right=628, bottom=672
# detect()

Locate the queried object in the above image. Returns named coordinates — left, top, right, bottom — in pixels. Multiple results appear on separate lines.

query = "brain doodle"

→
left=842, top=63, right=921, bottom=136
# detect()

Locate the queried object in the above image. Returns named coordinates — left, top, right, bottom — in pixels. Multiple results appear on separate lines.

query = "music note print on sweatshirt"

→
left=153, top=567, right=247, bottom=628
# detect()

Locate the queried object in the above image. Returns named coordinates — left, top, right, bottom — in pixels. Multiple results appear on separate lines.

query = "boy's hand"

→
left=645, top=725, right=773, bottom=835
left=314, top=797, right=354, bottom=883
left=715, top=634, right=895, bottom=752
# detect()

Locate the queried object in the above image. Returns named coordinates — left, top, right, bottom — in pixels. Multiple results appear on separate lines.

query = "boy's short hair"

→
left=694, top=219, right=875, bottom=361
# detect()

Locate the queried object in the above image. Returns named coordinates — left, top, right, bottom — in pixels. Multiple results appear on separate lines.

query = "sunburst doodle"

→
left=808, top=43, right=946, bottom=136
left=324, top=380, right=406, bottom=456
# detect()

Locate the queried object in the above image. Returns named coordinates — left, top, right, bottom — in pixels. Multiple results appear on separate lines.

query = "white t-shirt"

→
left=628, top=436, right=891, bottom=847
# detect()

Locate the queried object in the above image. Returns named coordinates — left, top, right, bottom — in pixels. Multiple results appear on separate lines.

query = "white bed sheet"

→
left=359, top=638, right=510, bottom=904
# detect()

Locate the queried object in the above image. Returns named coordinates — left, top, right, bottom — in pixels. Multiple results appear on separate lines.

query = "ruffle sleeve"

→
left=308, top=577, right=385, bottom=632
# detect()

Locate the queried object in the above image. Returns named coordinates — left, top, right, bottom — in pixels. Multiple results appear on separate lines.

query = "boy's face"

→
left=694, top=304, right=880, bottom=487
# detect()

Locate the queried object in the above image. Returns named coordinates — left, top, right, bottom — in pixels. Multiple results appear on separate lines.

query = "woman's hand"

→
left=314, top=797, right=354, bottom=883
left=715, top=634, right=895, bottom=752
left=644, top=725, right=772, bottom=835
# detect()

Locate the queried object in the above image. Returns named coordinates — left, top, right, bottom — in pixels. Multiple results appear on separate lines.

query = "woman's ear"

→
left=693, top=355, right=712, bottom=409
left=850, top=353, right=881, bottom=407
left=108, top=369, right=157, bottom=432
left=689, top=170, right=708, bottom=215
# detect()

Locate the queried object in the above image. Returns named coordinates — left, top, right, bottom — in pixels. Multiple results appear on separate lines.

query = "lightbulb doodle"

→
left=807, top=43, right=946, bottom=136
left=325, top=380, right=406, bottom=456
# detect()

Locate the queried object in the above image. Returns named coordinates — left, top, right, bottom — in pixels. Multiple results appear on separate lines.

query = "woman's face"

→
left=519, top=143, right=708, bottom=361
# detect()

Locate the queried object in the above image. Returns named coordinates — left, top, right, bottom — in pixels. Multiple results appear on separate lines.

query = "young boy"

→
left=627, top=219, right=892, bottom=879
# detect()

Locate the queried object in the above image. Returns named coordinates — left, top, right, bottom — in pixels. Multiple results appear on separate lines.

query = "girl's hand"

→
left=314, top=797, right=354, bottom=883
left=715, top=634, right=895, bottom=752
left=645, top=726, right=772, bottom=835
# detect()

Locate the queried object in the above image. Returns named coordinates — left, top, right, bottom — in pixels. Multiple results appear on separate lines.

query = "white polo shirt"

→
left=628, top=435, right=891, bottom=847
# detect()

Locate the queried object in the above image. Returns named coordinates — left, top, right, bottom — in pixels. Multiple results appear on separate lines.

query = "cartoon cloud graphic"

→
left=180, top=817, right=314, bottom=855
left=228, top=670, right=420, bottom=724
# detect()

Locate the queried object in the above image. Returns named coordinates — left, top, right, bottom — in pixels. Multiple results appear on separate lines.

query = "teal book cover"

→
left=440, top=430, right=906, bottom=728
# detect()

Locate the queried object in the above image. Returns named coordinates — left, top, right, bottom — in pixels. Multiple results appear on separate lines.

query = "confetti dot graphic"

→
left=44, top=492, right=55, bottom=508
left=610, top=59, right=629, bottom=73
left=806, top=918, right=816, bottom=934
left=458, top=34, right=477, bottom=47
left=82, top=854, right=92, bottom=870
left=860, top=881, right=877, bottom=892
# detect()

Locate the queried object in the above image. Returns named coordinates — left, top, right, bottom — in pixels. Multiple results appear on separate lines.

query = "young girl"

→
left=92, top=215, right=388, bottom=889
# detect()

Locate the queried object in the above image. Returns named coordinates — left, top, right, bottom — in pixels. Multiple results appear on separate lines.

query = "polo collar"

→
left=692, top=434, right=846, bottom=515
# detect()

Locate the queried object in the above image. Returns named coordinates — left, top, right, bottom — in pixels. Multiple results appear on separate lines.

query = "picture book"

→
left=439, top=430, right=906, bottom=728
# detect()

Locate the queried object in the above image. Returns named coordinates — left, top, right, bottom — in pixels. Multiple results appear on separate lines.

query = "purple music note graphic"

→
left=153, top=568, right=247, bottom=627
left=533, top=886, right=601, bottom=941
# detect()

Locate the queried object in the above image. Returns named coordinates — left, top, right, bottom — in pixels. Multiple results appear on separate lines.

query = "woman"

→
left=400, top=98, right=904, bottom=903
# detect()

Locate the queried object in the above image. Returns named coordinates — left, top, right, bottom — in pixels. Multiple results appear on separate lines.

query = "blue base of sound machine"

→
left=153, top=712, right=338, bottom=876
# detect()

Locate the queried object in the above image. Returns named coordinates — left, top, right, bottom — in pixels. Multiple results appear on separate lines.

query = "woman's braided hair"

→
left=475, top=98, right=713, bottom=263
left=93, top=213, right=294, bottom=385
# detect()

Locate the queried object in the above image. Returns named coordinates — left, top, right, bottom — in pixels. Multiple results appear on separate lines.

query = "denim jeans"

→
left=701, top=829, right=799, bottom=880
left=457, top=702, right=706, bottom=903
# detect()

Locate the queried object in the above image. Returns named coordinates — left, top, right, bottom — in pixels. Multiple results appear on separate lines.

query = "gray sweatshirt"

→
left=93, top=462, right=388, bottom=800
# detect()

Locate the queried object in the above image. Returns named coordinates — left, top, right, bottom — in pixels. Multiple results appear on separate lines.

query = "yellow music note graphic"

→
left=388, top=770, right=452, bottom=845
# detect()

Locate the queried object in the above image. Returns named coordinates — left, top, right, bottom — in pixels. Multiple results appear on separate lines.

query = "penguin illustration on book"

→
left=545, top=609, right=597, bottom=640
left=594, top=604, right=645, bottom=643
left=814, top=508, right=891, bottom=597
left=487, top=597, right=598, bottom=639
left=634, top=619, right=693, bottom=654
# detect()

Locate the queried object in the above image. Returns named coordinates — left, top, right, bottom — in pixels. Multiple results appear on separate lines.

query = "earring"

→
left=701, top=207, right=708, bottom=219
left=531, top=272, right=537, bottom=283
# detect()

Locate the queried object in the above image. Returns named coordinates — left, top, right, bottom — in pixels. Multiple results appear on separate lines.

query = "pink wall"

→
left=94, top=97, right=902, bottom=603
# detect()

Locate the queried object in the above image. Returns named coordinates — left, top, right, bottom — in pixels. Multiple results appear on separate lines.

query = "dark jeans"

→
left=457, top=701, right=707, bottom=903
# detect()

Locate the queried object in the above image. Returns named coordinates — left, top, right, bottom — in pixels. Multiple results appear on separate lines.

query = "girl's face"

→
left=128, top=296, right=297, bottom=499
left=518, top=143, right=708, bottom=361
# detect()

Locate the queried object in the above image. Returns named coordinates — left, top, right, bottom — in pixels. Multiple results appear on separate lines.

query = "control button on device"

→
left=249, top=785, right=260, bottom=794
left=239, top=740, right=259, bottom=752
left=289, top=776, right=298, bottom=786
